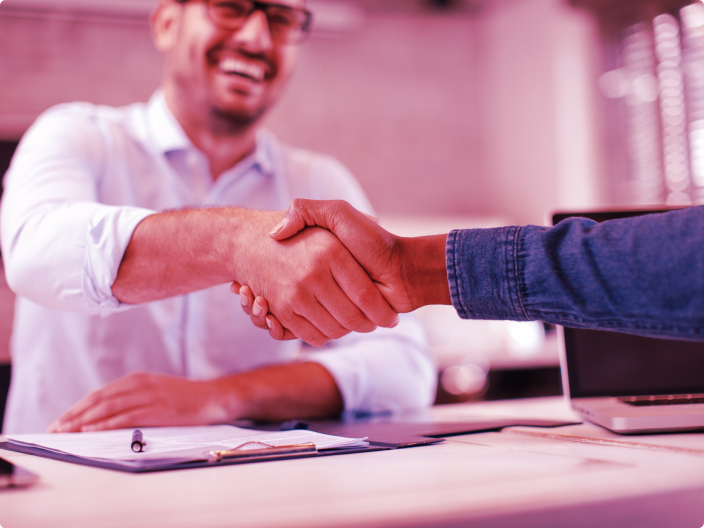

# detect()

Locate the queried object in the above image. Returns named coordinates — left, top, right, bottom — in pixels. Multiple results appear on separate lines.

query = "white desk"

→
left=2, top=397, right=704, bottom=528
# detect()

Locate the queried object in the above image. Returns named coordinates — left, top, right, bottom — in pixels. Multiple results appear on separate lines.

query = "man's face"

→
left=157, top=0, right=301, bottom=130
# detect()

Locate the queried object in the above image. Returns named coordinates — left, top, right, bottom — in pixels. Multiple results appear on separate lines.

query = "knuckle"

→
left=299, top=328, right=328, bottom=347
left=102, top=400, right=121, bottom=415
left=252, top=317, right=268, bottom=330
left=354, top=284, right=381, bottom=310
left=354, top=319, right=377, bottom=333
left=85, top=392, right=102, bottom=406
left=338, top=312, right=367, bottom=331
left=290, top=197, right=305, bottom=211
left=328, top=327, right=351, bottom=340
left=310, top=336, right=330, bottom=347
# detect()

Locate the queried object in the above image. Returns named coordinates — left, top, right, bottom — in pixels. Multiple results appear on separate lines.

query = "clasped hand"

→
left=234, top=199, right=447, bottom=343
left=233, top=212, right=403, bottom=346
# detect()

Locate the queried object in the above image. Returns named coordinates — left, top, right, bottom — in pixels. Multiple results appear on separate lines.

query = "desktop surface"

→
left=2, top=397, right=704, bottom=528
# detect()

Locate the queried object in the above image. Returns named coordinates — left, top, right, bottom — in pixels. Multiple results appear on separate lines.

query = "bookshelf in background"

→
left=572, top=0, right=704, bottom=206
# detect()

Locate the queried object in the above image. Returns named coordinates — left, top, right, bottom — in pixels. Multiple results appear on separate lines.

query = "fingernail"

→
left=265, top=316, right=272, bottom=329
left=252, top=300, right=263, bottom=317
left=389, top=316, right=400, bottom=328
left=269, top=218, right=287, bottom=236
left=240, top=292, right=249, bottom=307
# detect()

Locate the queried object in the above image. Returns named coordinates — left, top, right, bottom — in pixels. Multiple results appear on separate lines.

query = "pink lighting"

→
left=654, top=13, right=691, bottom=204
left=682, top=2, right=704, bottom=201
left=621, top=24, right=664, bottom=204
left=597, top=2, right=704, bottom=205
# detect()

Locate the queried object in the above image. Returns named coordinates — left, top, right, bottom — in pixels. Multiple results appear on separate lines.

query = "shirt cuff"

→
left=303, top=314, right=436, bottom=414
left=446, top=227, right=529, bottom=321
left=83, top=206, right=156, bottom=316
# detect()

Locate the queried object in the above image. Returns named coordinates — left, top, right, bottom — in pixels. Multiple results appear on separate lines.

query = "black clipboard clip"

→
left=205, top=441, right=317, bottom=463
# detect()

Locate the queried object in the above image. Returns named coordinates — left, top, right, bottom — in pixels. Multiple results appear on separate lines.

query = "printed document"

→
left=4, top=425, right=368, bottom=464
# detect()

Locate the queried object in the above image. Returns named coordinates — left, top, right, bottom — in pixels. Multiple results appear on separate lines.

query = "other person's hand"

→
left=236, top=199, right=450, bottom=341
left=271, top=200, right=416, bottom=312
left=232, top=214, right=400, bottom=346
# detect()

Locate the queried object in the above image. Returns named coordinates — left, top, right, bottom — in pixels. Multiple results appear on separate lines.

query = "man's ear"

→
left=151, top=0, right=182, bottom=52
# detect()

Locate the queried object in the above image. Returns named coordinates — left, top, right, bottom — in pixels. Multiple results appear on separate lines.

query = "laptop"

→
left=552, top=208, right=704, bottom=434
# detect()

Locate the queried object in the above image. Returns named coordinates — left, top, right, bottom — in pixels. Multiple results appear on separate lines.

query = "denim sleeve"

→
left=446, top=206, right=704, bottom=341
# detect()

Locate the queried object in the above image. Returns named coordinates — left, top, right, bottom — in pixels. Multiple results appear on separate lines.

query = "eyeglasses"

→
left=176, top=0, right=313, bottom=44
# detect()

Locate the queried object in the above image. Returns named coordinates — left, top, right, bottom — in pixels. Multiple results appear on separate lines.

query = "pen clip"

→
left=206, top=441, right=317, bottom=463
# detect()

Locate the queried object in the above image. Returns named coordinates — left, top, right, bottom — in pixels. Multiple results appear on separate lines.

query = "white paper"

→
left=5, top=425, right=368, bottom=463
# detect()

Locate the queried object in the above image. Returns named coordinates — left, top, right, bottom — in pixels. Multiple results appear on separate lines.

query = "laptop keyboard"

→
left=619, top=394, right=704, bottom=406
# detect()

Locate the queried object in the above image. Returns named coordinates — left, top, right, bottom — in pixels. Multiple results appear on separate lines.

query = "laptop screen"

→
left=552, top=208, right=704, bottom=398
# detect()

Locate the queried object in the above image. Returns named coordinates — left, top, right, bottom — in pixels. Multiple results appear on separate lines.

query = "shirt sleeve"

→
left=302, top=314, right=437, bottom=414
left=446, top=206, right=704, bottom=341
left=285, top=147, right=436, bottom=412
left=0, top=105, right=155, bottom=316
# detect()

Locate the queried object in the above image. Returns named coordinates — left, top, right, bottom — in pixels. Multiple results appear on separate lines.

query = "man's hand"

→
left=48, top=363, right=345, bottom=432
left=237, top=222, right=399, bottom=345
left=235, top=285, right=292, bottom=340
left=111, top=208, right=399, bottom=347
left=235, top=199, right=451, bottom=340
left=48, top=372, right=232, bottom=432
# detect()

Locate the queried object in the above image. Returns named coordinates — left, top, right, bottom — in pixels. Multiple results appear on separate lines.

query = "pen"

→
left=131, top=430, right=146, bottom=453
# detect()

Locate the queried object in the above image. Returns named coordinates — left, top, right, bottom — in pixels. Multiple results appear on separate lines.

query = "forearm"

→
left=51, top=364, right=342, bottom=432
left=112, top=207, right=281, bottom=304
left=215, top=362, right=344, bottom=421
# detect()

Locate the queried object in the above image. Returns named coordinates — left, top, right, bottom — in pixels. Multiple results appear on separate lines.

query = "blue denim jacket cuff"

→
left=446, top=227, right=529, bottom=321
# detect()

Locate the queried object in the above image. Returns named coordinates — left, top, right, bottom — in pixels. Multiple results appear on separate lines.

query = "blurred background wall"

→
left=268, top=0, right=602, bottom=224
left=0, top=0, right=602, bottom=225
left=1, top=0, right=702, bottom=415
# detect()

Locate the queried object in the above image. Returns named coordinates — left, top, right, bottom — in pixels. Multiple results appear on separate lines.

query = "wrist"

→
left=398, top=234, right=451, bottom=309
left=214, top=208, right=286, bottom=284
left=211, top=374, right=251, bottom=421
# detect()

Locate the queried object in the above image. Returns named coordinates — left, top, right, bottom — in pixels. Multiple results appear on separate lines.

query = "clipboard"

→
left=0, top=427, right=393, bottom=474
left=0, top=416, right=576, bottom=474
left=0, top=441, right=391, bottom=473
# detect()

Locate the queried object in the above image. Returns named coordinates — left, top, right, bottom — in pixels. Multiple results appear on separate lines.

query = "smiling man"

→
left=0, top=0, right=435, bottom=433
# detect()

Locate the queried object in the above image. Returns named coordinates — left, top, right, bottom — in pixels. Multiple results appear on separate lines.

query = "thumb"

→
left=269, top=199, right=371, bottom=241
left=268, top=204, right=309, bottom=240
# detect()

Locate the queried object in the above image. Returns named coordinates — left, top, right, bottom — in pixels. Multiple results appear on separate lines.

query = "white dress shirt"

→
left=0, top=92, right=436, bottom=433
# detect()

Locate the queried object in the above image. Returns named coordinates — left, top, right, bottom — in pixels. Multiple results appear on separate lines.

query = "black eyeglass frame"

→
left=175, top=0, right=313, bottom=44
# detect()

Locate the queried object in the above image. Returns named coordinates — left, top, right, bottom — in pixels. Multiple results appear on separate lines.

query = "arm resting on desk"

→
left=49, top=362, right=343, bottom=432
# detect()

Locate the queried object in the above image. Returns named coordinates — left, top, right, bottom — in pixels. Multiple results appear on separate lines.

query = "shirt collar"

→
left=146, top=90, right=193, bottom=154
left=146, top=90, right=277, bottom=177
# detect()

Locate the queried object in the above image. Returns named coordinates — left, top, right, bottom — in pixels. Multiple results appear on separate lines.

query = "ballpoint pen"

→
left=131, top=430, right=146, bottom=453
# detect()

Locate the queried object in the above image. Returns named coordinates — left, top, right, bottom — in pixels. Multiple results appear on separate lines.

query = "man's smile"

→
left=218, top=56, right=267, bottom=82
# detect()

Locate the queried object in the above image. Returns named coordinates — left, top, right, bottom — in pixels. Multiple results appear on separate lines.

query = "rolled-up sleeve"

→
left=0, top=105, right=155, bottom=315
left=303, top=314, right=437, bottom=413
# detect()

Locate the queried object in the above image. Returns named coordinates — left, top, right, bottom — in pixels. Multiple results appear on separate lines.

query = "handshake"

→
left=232, top=199, right=451, bottom=346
